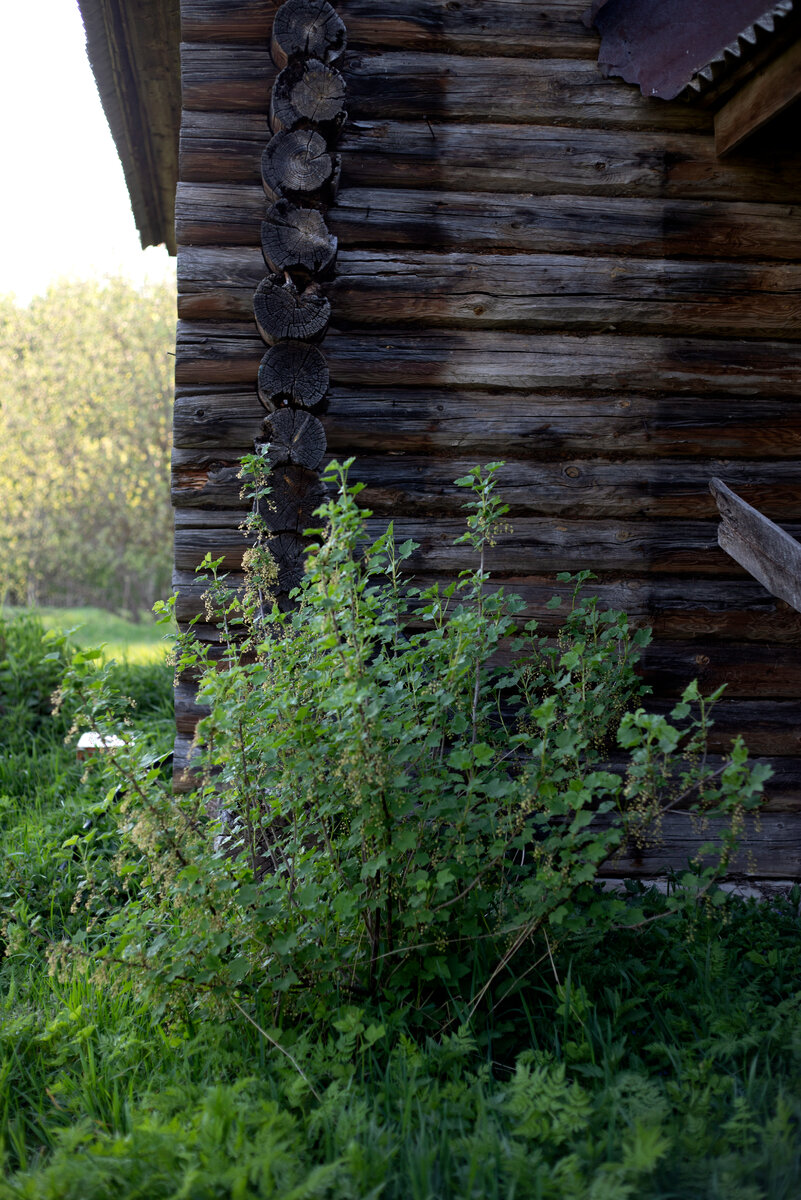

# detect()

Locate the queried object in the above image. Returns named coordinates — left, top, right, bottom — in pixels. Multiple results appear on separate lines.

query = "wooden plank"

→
left=178, top=114, right=801, bottom=203
left=716, top=39, right=801, bottom=157
left=176, top=245, right=801, bottom=338
left=175, top=323, right=801, bottom=396
left=180, top=44, right=711, bottom=132
left=174, top=386, right=801, bottom=461
left=180, top=0, right=600, bottom=59
left=711, top=477, right=801, bottom=615
left=171, top=450, right=801, bottom=520
left=176, top=184, right=801, bottom=261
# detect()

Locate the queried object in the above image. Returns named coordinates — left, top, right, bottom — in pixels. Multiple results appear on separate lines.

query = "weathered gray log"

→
left=261, top=199, right=337, bottom=274
left=181, top=0, right=602, bottom=59
left=181, top=44, right=710, bottom=132
left=176, top=183, right=801, bottom=262
left=711, top=477, right=801, bottom=615
left=271, top=0, right=347, bottom=69
left=261, top=129, right=336, bottom=202
left=173, top=386, right=801, bottom=462
left=177, top=245, right=801, bottom=339
left=170, top=452, right=801, bottom=520
left=253, top=274, right=330, bottom=344
left=258, top=462, right=326, bottom=532
left=173, top=512, right=731, bottom=575
left=175, top=323, right=801, bottom=396
left=261, top=408, right=327, bottom=469
left=170, top=566, right=801, bottom=645
left=179, top=112, right=801, bottom=204
left=257, top=340, right=329, bottom=410
left=270, top=57, right=346, bottom=133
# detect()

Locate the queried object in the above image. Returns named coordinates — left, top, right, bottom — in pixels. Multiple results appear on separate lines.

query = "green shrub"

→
left=53, top=460, right=769, bottom=1040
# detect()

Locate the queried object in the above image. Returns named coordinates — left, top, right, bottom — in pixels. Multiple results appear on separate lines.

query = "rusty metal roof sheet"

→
left=587, top=0, right=797, bottom=100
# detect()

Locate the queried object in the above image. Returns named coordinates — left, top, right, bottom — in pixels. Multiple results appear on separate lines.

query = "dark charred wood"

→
left=257, top=340, right=330, bottom=410
left=261, top=129, right=336, bottom=202
left=258, top=462, right=326, bottom=532
left=176, top=183, right=801, bottom=263
left=261, top=408, right=327, bottom=469
left=270, top=57, right=347, bottom=134
left=254, top=274, right=330, bottom=345
left=271, top=0, right=347, bottom=70
left=261, top=199, right=337, bottom=274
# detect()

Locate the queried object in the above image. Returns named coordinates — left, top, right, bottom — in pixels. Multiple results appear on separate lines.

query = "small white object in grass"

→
left=76, top=731, right=125, bottom=760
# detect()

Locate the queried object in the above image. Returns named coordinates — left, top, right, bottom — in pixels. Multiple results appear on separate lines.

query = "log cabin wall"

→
left=172, top=0, right=801, bottom=878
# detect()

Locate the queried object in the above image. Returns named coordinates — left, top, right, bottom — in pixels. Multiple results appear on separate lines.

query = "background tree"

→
left=0, top=277, right=175, bottom=614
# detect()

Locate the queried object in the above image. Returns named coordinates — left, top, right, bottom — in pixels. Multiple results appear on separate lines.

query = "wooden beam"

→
left=711, top=477, right=801, bottom=614
left=716, top=38, right=801, bottom=157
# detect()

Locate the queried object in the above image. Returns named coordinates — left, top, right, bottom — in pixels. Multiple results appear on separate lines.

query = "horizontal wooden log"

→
left=170, top=567, right=801, bottom=645
left=173, top=387, right=801, bottom=461
left=171, top=672, right=801, bottom=815
left=179, top=114, right=801, bottom=204
left=180, top=44, right=711, bottom=132
left=175, top=323, right=801, bottom=396
left=173, top=512, right=764, bottom=576
left=177, top=246, right=801, bottom=338
left=601, top=811, right=801, bottom=879
left=180, top=0, right=600, bottom=59
left=176, top=184, right=801, bottom=262
left=171, top=450, right=801, bottom=520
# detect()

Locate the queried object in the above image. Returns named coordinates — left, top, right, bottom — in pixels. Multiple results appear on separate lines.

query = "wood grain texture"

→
left=177, top=245, right=801, bottom=338
left=712, top=478, right=801, bottom=614
left=180, top=44, right=711, bottom=132
left=171, top=450, right=801, bottom=521
left=174, top=387, right=801, bottom=461
left=180, top=0, right=600, bottom=59
left=176, top=184, right=801, bottom=261
left=716, top=38, right=801, bottom=157
left=170, top=566, right=801, bottom=645
left=179, top=113, right=801, bottom=204
left=175, top=323, right=801, bottom=396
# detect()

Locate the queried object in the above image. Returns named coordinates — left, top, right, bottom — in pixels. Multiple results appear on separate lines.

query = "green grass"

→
left=2, top=609, right=801, bottom=1198
left=2, top=605, right=172, bottom=663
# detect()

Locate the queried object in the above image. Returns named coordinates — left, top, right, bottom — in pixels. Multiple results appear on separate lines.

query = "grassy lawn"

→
left=1, top=605, right=172, bottom=663
left=2, top=606, right=801, bottom=1198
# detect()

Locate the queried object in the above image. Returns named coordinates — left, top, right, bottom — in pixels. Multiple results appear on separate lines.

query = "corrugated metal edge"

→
left=681, top=0, right=796, bottom=97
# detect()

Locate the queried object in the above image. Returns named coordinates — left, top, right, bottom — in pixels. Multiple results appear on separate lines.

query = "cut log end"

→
left=260, top=408, right=327, bottom=470
left=257, top=340, right=330, bottom=411
left=261, top=199, right=337, bottom=275
left=270, top=57, right=347, bottom=134
left=258, top=462, right=327, bottom=532
left=271, top=0, right=347, bottom=70
left=262, top=129, right=335, bottom=202
left=254, top=274, right=331, bottom=345
left=269, top=531, right=308, bottom=593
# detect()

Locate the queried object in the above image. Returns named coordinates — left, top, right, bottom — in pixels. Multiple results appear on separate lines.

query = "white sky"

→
left=0, top=0, right=175, bottom=303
